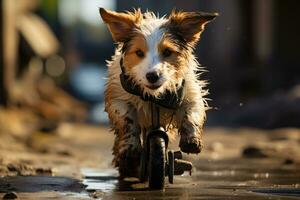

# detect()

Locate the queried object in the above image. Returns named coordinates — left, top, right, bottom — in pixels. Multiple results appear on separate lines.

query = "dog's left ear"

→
left=167, top=10, right=218, bottom=45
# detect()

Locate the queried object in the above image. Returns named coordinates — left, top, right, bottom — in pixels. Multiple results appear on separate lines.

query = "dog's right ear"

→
left=99, top=8, right=141, bottom=42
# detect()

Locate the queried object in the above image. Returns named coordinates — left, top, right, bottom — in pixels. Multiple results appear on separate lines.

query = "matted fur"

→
left=99, top=8, right=217, bottom=175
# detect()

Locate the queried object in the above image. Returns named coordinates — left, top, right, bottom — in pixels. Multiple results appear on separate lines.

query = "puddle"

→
left=82, top=168, right=151, bottom=193
left=252, top=188, right=300, bottom=197
left=81, top=168, right=118, bottom=192
left=0, top=176, right=90, bottom=199
left=0, top=176, right=85, bottom=193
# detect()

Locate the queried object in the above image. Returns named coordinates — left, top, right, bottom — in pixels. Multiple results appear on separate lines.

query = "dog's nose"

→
left=146, top=71, right=160, bottom=83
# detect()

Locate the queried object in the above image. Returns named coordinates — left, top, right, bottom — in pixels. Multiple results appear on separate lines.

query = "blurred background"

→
left=1, top=0, right=300, bottom=132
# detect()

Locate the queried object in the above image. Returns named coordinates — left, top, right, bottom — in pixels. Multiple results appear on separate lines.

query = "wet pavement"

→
left=2, top=158, right=299, bottom=199
left=80, top=158, right=300, bottom=200
left=0, top=125, right=300, bottom=199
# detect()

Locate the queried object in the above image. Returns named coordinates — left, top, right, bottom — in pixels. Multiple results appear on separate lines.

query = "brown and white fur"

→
left=99, top=8, right=217, bottom=178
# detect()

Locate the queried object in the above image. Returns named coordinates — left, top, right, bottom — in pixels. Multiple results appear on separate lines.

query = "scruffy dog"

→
left=99, top=8, right=217, bottom=178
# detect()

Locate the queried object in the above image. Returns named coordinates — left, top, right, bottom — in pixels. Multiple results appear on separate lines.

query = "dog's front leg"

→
left=106, top=100, right=141, bottom=178
left=177, top=100, right=206, bottom=154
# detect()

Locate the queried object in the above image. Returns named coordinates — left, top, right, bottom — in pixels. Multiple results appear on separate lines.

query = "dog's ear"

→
left=99, top=8, right=142, bottom=42
left=167, top=10, right=218, bottom=45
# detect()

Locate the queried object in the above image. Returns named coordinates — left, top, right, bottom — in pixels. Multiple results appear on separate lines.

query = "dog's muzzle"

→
left=119, top=57, right=185, bottom=109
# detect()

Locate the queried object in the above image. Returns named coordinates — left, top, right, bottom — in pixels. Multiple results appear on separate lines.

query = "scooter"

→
left=119, top=65, right=191, bottom=189
left=139, top=102, right=193, bottom=190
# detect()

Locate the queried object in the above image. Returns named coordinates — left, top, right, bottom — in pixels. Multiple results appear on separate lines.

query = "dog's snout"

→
left=146, top=71, right=160, bottom=83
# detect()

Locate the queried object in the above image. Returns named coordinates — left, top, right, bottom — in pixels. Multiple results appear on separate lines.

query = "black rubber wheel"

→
left=148, top=135, right=166, bottom=190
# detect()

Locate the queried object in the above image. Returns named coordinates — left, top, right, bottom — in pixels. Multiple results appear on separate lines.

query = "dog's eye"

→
left=162, top=48, right=172, bottom=58
left=135, top=50, right=144, bottom=58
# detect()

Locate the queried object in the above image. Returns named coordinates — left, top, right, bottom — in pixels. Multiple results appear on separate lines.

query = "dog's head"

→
left=100, top=8, right=217, bottom=96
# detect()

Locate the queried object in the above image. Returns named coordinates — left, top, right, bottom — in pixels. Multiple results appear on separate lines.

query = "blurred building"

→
left=1, top=0, right=300, bottom=128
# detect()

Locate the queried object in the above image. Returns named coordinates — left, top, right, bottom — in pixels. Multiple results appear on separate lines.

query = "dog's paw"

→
left=179, top=134, right=203, bottom=154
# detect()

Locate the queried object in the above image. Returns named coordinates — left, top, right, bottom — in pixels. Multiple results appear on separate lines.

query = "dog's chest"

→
left=130, top=97, right=177, bottom=129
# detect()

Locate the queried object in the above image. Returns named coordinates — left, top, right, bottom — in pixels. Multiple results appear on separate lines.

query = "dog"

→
left=99, top=8, right=217, bottom=178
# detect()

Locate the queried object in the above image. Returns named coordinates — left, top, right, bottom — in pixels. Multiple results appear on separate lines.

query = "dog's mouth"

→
left=146, top=84, right=162, bottom=90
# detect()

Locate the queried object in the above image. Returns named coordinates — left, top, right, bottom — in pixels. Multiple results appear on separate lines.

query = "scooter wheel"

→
left=148, top=135, right=166, bottom=190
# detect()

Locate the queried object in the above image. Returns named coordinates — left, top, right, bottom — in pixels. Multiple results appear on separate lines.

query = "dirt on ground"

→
left=0, top=114, right=300, bottom=199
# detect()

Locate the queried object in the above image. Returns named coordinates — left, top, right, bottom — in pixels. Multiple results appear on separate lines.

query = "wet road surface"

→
left=1, top=158, right=299, bottom=199
left=81, top=158, right=300, bottom=200
left=0, top=125, right=300, bottom=199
